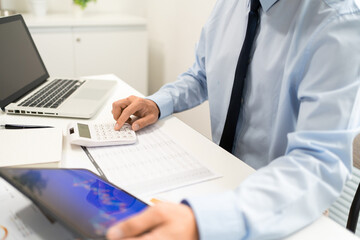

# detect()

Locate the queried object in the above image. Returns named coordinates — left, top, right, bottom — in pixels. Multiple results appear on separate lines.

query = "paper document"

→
left=0, top=128, right=62, bottom=167
left=0, top=178, right=73, bottom=240
left=87, top=125, right=221, bottom=196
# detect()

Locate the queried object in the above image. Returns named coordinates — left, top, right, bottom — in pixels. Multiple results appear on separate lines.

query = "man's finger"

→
left=112, top=106, right=126, bottom=120
left=112, top=99, right=131, bottom=121
left=131, top=115, right=158, bottom=131
left=115, top=102, right=143, bottom=130
left=106, top=205, right=166, bottom=239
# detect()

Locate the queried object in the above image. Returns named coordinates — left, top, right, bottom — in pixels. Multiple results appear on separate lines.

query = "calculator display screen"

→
left=77, top=123, right=91, bottom=138
left=0, top=168, right=148, bottom=238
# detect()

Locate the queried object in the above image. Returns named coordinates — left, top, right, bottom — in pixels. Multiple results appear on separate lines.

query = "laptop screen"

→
left=0, top=14, right=49, bottom=110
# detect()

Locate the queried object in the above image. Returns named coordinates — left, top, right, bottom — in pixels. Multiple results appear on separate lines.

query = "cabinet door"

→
left=73, top=27, right=148, bottom=94
left=29, top=28, right=75, bottom=77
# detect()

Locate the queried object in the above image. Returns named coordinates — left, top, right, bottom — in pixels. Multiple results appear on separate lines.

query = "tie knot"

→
left=251, top=0, right=260, bottom=12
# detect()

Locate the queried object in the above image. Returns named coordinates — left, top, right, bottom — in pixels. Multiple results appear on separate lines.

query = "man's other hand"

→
left=106, top=202, right=199, bottom=240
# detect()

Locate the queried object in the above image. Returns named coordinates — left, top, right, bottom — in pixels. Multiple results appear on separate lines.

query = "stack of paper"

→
left=0, top=128, right=62, bottom=167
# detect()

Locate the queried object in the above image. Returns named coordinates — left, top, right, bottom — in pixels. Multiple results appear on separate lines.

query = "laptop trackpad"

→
left=74, top=88, right=107, bottom=100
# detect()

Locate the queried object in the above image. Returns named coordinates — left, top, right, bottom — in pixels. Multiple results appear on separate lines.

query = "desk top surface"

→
left=0, top=74, right=357, bottom=239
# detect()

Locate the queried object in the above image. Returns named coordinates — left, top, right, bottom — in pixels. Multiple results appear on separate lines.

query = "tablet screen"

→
left=0, top=168, right=148, bottom=239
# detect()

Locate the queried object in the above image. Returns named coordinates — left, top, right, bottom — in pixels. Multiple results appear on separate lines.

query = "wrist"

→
left=181, top=200, right=200, bottom=240
left=147, top=99, right=160, bottom=119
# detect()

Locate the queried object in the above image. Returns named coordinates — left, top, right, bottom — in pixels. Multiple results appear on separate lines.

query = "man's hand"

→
left=106, top=202, right=199, bottom=240
left=112, top=95, right=160, bottom=131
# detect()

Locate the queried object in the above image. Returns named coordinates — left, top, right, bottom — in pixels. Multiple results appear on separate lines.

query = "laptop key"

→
left=20, top=79, right=83, bottom=109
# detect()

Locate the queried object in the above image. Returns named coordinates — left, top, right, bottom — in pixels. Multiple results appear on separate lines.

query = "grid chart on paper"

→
left=87, top=125, right=220, bottom=196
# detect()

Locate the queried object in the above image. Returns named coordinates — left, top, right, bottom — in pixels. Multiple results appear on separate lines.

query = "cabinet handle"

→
left=76, top=38, right=81, bottom=43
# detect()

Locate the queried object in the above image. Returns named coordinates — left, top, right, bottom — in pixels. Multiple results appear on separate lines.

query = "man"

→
left=107, top=0, right=360, bottom=239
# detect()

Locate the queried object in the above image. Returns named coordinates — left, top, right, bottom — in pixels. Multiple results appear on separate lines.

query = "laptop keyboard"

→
left=19, top=79, right=84, bottom=108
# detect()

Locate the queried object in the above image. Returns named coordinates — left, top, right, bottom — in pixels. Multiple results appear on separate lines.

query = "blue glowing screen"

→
left=0, top=168, right=148, bottom=238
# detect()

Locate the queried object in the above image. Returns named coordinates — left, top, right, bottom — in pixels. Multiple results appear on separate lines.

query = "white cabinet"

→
left=23, top=14, right=148, bottom=94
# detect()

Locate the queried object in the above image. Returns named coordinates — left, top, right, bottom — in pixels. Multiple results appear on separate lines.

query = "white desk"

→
left=0, top=75, right=357, bottom=239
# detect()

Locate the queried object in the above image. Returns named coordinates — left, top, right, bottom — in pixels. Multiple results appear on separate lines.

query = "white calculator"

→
left=67, top=122, right=137, bottom=147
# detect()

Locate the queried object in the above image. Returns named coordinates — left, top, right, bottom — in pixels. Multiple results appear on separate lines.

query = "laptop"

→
left=0, top=14, right=117, bottom=119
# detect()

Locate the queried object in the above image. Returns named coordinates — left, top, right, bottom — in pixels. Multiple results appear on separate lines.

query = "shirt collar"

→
left=259, top=0, right=280, bottom=12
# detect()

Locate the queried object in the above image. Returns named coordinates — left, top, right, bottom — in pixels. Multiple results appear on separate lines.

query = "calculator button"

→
left=90, top=123, right=136, bottom=144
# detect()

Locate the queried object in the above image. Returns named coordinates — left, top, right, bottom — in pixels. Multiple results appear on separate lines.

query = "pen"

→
left=0, top=124, right=53, bottom=129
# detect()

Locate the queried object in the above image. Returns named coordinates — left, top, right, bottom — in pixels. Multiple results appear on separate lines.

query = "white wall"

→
left=147, top=0, right=216, bottom=139
left=1, top=0, right=216, bottom=139
left=2, top=0, right=146, bottom=16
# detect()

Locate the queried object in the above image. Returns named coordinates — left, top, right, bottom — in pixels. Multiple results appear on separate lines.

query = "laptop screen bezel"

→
left=0, top=14, right=49, bottom=110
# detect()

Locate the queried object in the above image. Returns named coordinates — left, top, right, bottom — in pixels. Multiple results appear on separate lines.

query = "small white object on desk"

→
left=67, top=122, right=137, bottom=147
left=0, top=128, right=62, bottom=167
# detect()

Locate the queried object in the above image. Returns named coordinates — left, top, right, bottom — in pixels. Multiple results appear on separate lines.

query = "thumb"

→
left=131, top=115, right=157, bottom=131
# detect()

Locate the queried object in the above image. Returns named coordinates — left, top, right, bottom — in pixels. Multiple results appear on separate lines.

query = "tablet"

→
left=0, top=168, right=148, bottom=239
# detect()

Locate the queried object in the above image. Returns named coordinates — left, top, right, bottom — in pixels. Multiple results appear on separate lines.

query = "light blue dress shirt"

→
left=148, top=0, right=360, bottom=239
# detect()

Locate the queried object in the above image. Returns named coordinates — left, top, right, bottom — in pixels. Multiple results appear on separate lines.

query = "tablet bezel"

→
left=0, top=167, right=149, bottom=240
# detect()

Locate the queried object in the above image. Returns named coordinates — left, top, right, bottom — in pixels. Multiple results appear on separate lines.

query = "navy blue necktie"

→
left=219, top=0, right=261, bottom=153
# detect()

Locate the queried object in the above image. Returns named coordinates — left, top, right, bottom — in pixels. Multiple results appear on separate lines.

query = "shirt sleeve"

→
left=183, top=11, right=360, bottom=240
